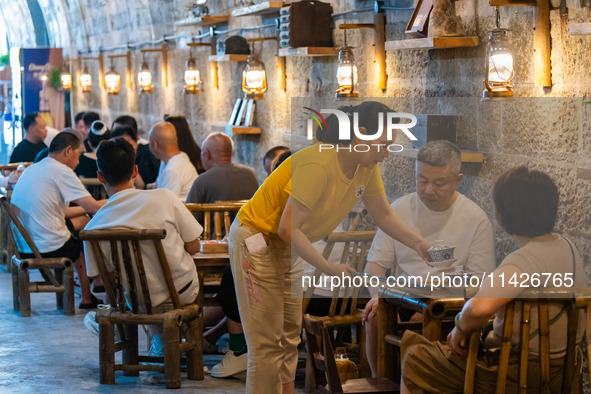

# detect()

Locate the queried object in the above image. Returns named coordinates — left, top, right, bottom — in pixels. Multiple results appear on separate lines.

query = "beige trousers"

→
left=229, top=220, right=303, bottom=394
left=401, top=330, right=569, bottom=393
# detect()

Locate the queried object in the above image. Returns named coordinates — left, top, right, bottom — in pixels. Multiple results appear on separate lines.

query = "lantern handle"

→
left=496, top=7, right=500, bottom=29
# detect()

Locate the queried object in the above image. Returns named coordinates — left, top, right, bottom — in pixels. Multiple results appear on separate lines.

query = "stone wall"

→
left=3, top=0, right=591, bottom=269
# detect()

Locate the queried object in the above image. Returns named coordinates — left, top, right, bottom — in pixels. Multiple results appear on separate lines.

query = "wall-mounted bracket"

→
left=489, top=0, right=551, bottom=88
left=338, top=7, right=387, bottom=90
left=81, top=53, right=105, bottom=88
left=108, top=52, right=132, bottom=89
left=140, top=44, right=168, bottom=88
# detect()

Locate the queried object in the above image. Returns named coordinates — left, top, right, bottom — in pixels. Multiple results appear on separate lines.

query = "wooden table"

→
left=376, top=285, right=467, bottom=380
left=193, top=252, right=230, bottom=305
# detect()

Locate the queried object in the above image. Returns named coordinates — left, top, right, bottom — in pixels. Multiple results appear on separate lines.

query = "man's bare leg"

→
left=74, top=251, right=93, bottom=304
left=366, top=312, right=378, bottom=376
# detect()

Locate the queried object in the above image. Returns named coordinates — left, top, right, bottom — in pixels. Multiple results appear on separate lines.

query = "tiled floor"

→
left=0, top=267, right=307, bottom=393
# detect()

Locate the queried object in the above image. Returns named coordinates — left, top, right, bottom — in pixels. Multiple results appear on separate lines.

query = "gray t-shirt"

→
left=485, top=234, right=587, bottom=358
left=186, top=163, right=259, bottom=232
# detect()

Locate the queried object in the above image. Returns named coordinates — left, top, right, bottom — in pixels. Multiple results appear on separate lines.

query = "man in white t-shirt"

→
left=362, top=140, right=496, bottom=376
left=83, top=138, right=203, bottom=356
left=11, top=131, right=106, bottom=308
left=148, top=122, right=198, bottom=202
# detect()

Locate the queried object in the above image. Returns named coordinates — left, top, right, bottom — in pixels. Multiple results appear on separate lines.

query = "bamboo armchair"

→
left=303, top=313, right=399, bottom=394
left=464, top=289, right=591, bottom=394
left=302, top=231, right=376, bottom=389
left=0, top=197, right=75, bottom=317
left=0, top=194, right=16, bottom=270
left=0, top=162, right=33, bottom=173
left=79, top=228, right=204, bottom=389
left=184, top=202, right=244, bottom=240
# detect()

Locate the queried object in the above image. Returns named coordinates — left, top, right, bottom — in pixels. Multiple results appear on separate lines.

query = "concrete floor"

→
left=0, top=267, right=307, bottom=393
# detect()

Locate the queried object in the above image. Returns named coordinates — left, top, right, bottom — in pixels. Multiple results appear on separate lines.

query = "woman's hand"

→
left=447, top=327, right=469, bottom=357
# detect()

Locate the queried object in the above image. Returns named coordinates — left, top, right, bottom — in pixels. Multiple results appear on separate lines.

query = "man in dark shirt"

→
left=9, top=113, right=48, bottom=163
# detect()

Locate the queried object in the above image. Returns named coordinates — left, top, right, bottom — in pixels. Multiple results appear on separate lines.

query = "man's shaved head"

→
left=202, top=132, right=233, bottom=157
left=148, top=122, right=180, bottom=160
left=201, top=132, right=234, bottom=171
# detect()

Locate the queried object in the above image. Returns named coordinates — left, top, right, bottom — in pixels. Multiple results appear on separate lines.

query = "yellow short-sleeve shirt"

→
left=237, top=145, right=385, bottom=242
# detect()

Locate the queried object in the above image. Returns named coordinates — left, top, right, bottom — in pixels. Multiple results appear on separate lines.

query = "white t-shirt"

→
left=83, top=188, right=203, bottom=308
left=11, top=157, right=90, bottom=253
left=367, top=192, right=496, bottom=277
left=156, top=152, right=198, bottom=202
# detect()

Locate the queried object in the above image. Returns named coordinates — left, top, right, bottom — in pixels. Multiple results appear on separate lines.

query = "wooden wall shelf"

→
left=385, top=36, right=479, bottom=51
left=209, top=54, right=250, bottom=62
left=175, top=15, right=229, bottom=27
left=395, top=147, right=484, bottom=163
left=278, top=47, right=339, bottom=57
left=570, top=23, right=591, bottom=36
left=231, top=1, right=291, bottom=17
left=227, top=126, right=261, bottom=135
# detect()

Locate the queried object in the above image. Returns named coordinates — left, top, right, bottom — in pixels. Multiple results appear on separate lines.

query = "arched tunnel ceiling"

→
left=0, top=0, right=37, bottom=49
left=0, top=0, right=212, bottom=55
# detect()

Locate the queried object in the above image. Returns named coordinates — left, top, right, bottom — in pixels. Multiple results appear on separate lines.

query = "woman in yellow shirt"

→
left=229, top=101, right=431, bottom=394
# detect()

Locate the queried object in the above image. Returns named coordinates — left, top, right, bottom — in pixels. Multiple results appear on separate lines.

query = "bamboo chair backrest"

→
left=303, top=313, right=343, bottom=393
left=0, top=162, right=33, bottom=174
left=184, top=202, right=244, bottom=241
left=0, top=196, right=59, bottom=286
left=302, top=231, right=376, bottom=316
left=464, top=291, right=590, bottom=394
left=79, top=229, right=181, bottom=315
left=79, top=177, right=107, bottom=200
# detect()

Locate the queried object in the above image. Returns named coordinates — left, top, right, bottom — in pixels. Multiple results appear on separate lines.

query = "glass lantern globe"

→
left=104, top=66, right=121, bottom=95
left=138, top=61, right=153, bottom=94
left=183, top=57, right=201, bottom=95
left=483, top=29, right=514, bottom=98
left=241, top=56, right=267, bottom=99
left=80, top=66, right=92, bottom=93
left=336, top=46, right=359, bottom=98
left=60, top=71, right=72, bottom=91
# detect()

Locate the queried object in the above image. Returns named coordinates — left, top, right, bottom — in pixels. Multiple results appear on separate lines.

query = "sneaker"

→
left=147, top=334, right=163, bottom=357
left=83, top=312, right=121, bottom=342
left=210, top=351, right=248, bottom=378
left=83, top=312, right=99, bottom=336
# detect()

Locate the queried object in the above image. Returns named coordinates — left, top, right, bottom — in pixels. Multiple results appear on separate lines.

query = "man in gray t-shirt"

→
left=186, top=132, right=258, bottom=224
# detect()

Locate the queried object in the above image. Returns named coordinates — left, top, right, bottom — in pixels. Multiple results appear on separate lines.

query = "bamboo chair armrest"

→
left=106, top=304, right=202, bottom=325
left=11, top=256, right=72, bottom=269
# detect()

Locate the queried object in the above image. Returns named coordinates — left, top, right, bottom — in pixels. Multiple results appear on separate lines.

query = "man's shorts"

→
left=21, top=236, right=82, bottom=263
left=215, top=265, right=241, bottom=323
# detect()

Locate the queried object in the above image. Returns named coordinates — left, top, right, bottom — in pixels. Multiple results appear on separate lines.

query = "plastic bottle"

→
left=3, top=88, right=13, bottom=146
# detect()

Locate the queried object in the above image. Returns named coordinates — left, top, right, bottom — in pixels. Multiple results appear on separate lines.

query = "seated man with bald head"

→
left=186, top=132, right=258, bottom=211
left=149, top=121, right=198, bottom=202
